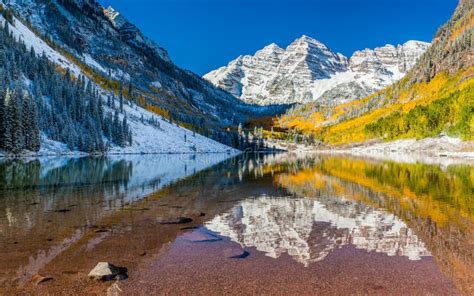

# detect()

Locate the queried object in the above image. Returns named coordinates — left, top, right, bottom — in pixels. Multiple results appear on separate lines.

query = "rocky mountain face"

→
left=410, top=0, right=473, bottom=83
left=1, top=0, right=283, bottom=135
left=204, top=36, right=430, bottom=106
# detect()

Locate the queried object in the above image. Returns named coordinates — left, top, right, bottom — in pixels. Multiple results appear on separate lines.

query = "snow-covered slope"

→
left=0, top=14, right=82, bottom=76
left=0, top=14, right=236, bottom=155
left=204, top=36, right=430, bottom=106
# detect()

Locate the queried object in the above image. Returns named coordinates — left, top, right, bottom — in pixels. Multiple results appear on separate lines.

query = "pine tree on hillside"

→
left=0, top=87, right=6, bottom=149
left=29, top=95, right=41, bottom=152
left=14, top=91, right=41, bottom=153
left=9, top=90, right=24, bottom=154
left=1, top=89, right=13, bottom=152
left=113, top=110, right=123, bottom=146
left=119, top=83, right=124, bottom=113
left=22, top=92, right=32, bottom=150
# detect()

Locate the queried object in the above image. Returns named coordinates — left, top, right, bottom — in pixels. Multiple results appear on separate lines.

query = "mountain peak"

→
left=292, top=35, right=327, bottom=48
left=259, top=43, right=285, bottom=55
left=204, top=37, right=429, bottom=106
left=402, top=40, right=431, bottom=49
left=264, top=42, right=282, bottom=50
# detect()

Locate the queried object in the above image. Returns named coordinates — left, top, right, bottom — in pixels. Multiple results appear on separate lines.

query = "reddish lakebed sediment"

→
left=0, top=154, right=472, bottom=295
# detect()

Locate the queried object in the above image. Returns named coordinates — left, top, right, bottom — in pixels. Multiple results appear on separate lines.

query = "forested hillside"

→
left=0, top=0, right=285, bottom=143
left=0, top=20, right=131, bottom=154
left=0, top=11, right=236, bottom=155
left=276, top=0, right=473, bottom=146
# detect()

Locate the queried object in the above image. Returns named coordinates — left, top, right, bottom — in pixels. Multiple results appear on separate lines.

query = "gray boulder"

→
left=88, top=262, right=128, bottom=281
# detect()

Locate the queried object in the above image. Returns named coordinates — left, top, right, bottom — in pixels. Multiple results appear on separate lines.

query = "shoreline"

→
left=0, top=150, right=242, bottom=159
left=267, top=135, right=474, bottom=161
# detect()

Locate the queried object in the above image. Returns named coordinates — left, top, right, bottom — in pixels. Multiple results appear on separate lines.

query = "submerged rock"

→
left=94, top=228, right=109, bottom=233
left=157, top=217, right=193, bottom=224
left=229, top=250, right=250, bottom=259
left=32, top=274, right=53, bottom=285
left=53, top=209, right=71, bottom=213
left=88, top=262, right=128, bottom=281
left=180, top=226, right=200, bottom=231
left=224, top=248, right=250, bottom=259
left=181, top=231, right=221, bottom=243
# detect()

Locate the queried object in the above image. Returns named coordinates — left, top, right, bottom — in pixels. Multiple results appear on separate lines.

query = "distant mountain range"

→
left=204, top=36, right=429, bottom=106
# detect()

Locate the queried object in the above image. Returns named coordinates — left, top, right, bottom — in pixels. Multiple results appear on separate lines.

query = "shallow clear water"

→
left=0, top=153, right=472, bottom=295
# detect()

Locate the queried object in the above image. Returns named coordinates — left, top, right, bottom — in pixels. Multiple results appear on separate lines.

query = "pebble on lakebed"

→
left=88, top=262, right=128, bottom=281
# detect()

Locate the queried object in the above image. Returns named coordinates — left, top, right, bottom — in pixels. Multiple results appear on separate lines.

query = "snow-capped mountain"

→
left=204, top=36, right=430, bottom=106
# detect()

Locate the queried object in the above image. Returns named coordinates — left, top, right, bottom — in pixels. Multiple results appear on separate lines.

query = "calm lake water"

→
left=0, top=153, right=472, bottom=295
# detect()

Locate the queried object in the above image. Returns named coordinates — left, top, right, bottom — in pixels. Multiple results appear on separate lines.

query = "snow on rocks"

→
left=204, top=35, right=430, bottom=106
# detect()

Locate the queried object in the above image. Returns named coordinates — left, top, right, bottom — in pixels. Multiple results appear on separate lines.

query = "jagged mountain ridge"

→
left=204, top=36, right=430, bottom=106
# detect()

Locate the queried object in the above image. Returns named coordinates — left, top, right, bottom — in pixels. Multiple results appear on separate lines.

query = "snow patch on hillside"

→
left=106, top=98, right=238, bottom=154
left=0, top=15, right=82, bottom=76
left=83, top=54, right=107, bottom=74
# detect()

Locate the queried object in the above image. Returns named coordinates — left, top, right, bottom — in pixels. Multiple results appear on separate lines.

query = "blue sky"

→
left=99, top=0, right=458, bottom=75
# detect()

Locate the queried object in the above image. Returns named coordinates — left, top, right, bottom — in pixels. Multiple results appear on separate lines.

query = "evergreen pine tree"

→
left=119, top=84, right=124, bottom=113
left=22, top=92, right=32, bottom=150
left=113, top=110, right=122, bottom=146
left=122, top=115, right=128, bottom=147
left=29, top=95, right=41, bottom=152
left=0, top=88, right=6, bottom=149
left=10, top=90, right=24, bottom=153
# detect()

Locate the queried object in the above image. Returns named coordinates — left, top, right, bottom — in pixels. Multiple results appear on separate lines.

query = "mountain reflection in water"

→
left=207, top=196, right=430, bottom=266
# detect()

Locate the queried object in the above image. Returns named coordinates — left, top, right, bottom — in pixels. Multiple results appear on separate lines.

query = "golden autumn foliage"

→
left=276, top=67, right=474, bottom=146
left=146, top=104, right=170, bottom=120
left=449, top=9, right=474, bottom=42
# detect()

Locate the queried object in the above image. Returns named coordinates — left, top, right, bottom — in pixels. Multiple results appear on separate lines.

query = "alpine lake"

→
left=0, top=153, right=472, bottom=295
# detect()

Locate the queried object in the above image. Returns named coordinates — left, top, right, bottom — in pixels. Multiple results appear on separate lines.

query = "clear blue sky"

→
left=98, top=0, right=458, bottom=76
